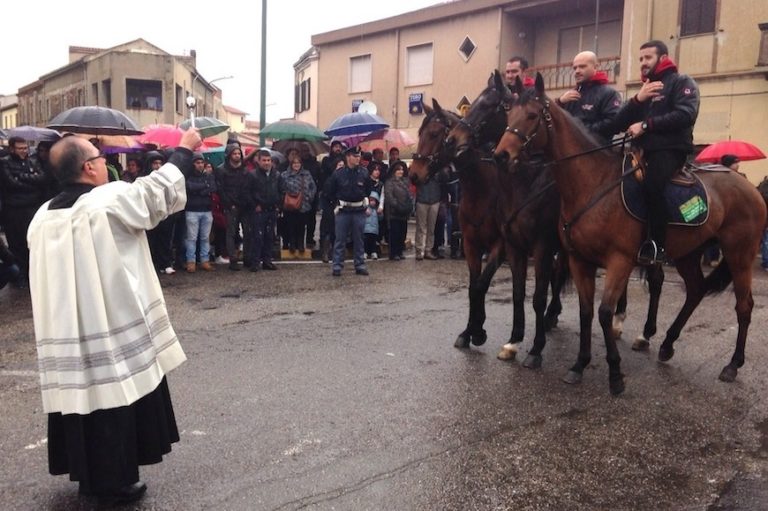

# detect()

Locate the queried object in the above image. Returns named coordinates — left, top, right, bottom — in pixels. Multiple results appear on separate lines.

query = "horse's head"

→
left=494, top=73, right=553, bottom=168
left=446, top=69, right=513, bottom=157
left=410, top=98, right=459, bottom=185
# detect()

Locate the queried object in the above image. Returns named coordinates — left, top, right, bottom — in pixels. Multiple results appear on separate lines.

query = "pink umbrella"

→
left=359, top=128, right=416, bottom=152
left=138, top=124, right=182, bottom=148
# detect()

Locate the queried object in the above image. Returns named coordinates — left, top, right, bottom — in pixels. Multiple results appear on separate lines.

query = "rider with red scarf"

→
left=609, top=40, right=700, bottom=264
left=556, top=51, right=622, bottom=144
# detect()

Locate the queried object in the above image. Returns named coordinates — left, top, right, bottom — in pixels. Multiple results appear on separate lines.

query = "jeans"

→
left=251, top=209, right=277, bottom=265
left=761, top=229, right=768, bottom=268
left=333, top=210, right=366, bottom=271
left=185, top=211, right=213, bottom=263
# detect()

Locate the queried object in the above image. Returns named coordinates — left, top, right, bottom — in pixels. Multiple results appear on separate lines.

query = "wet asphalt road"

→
left=2, top=254, right=768, bottom=510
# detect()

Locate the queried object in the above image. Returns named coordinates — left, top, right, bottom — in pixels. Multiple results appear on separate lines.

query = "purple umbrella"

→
left=8, top=126, right=61, bottom=142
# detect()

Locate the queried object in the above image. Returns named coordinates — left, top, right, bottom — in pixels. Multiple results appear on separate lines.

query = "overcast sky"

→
left=0, top=0, right=445, bottom=125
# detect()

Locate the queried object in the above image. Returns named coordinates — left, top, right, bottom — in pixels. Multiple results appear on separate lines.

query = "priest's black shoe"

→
left=98, top=481, right=147, bottom=506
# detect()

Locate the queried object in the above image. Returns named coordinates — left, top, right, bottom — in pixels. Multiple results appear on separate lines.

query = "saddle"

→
left=621, top=148, right=711, bottom=226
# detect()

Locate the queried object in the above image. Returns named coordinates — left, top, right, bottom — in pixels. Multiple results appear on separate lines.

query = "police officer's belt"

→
left=339, top=200, right=365, bottom=208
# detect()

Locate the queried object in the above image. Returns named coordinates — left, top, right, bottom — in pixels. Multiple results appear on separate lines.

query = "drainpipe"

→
left=393, top=28, right=400, bottom=127
left=259, top=0, right=267, bottom=146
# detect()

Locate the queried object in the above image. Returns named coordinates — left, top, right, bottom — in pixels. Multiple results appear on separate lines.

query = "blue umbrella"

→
left=0, top=128, right=7, bottom=140
left=324, top=112, right=389, bottom=137
left=8, top=125, right=61, bottom=142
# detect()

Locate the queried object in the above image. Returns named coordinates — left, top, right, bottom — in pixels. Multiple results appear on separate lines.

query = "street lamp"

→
left=206, top=75, right=234, bottom=118
left=186, top=74, right=234, bottom=127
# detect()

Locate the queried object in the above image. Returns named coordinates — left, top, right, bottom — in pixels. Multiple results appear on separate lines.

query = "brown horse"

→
left=494, top=74, right=766, bottom=395
left=411, top=99, right=508, bottom=350
left=443, top=70, right=565, bottom=367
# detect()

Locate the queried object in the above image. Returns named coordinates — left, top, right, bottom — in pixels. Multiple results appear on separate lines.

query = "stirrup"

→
left=637, top=240, right=663, bottom=265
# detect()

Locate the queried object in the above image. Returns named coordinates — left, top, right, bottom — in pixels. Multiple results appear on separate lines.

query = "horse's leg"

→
left=455, top=241, right=484, bottom=349
left=562, top=258, right=597, bottom=385
left=658, top=251, right=707, bottom=362
left=613, top=284, right=628, bottom=340
left=632, top=264, right=665, bottom=351
left=544, top=251, right=567, bottom=331
left=522, top=244, right=555, bottom=369
left=597, top=261, right=635, bottom=395
left=718, top=251, right=754, bottom=382
left=498, top=249, right=527, bottom=360
left=456, top=243, right=501, bottom=349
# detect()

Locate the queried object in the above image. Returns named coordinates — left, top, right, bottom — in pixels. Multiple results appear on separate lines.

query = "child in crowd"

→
left=364, top=191, right=382, bottom=260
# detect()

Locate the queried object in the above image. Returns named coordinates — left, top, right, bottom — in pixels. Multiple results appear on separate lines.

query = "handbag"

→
left=283, top=175, right=304, bottom=211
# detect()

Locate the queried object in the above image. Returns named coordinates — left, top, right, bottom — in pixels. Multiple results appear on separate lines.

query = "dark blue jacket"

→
left=185, top=170, right=217, bottom=212
left=325, top=165, right=372, bottom=210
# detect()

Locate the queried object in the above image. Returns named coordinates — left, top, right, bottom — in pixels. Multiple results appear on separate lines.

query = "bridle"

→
left=503, top=97, right=553, bottom=156
left=454, top=91, right=513, bottom=150
left=412, top=112, right=455, bottom=177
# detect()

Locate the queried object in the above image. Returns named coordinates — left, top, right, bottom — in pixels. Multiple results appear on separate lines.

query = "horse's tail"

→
left=704, top=259, right=733, bottom=296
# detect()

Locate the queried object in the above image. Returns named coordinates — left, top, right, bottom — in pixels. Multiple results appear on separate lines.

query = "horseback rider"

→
left=556, top=51, right=622, bottom=144
left=609, top=40, right=700, bottom=264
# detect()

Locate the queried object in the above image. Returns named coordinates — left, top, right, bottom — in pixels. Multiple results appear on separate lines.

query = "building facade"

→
left=301, top=0, right=768, bottom=181
left=0, top=94, right=18, bottom=131
left=17, top=39, right=229, bottom=133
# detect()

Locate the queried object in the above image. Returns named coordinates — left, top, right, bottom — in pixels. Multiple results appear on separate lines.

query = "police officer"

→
left=556, top=51, right=622, bottom=144
left=610, top=40, right=699, bottom=264
left=325, top=145, right=372, bottom=276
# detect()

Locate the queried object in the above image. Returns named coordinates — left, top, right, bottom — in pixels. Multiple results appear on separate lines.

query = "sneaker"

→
left=161, top=266, right=176, bottom=275
left=415, top=253, right=424, bottom=261
left=355, top=268, right=369, bottom=276
left=332, top=269, right=341, bottom=277
left=228, top=262, right=241, bottom=271
left=424, top=252, right=438, bottom=260
left=371, top=253, right=378, bottom=260
left=215, top=256, right=230, bottom=265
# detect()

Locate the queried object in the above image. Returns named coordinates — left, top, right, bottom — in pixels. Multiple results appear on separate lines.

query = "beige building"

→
left=301, top=0, right=768, bottom=180
left=16, top=39, right=234, bottom=135
left=0, top=94, right=18, bottom=131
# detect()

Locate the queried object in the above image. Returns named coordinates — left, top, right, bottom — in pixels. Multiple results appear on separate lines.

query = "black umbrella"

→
left=47, top=106, right=143, bottom=136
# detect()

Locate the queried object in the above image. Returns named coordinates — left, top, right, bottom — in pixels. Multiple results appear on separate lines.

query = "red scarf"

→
left=643, top=57, right=678, bottom=81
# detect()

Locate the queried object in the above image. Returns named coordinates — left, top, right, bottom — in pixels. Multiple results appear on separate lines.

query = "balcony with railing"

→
left=529, top=56, right=621, bottom=91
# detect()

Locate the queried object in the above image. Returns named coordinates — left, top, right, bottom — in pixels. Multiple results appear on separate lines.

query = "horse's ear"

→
left=432, top=98, right=444, bottom=114
left=513, top=76, right=524, bottom=96
left=487, top=72, right=495, bottom=88
left=423, top=101, right=432, bottom=115
left=535, top=72, right=545, bottom=95
left=493, top=69, right=505, bottom=91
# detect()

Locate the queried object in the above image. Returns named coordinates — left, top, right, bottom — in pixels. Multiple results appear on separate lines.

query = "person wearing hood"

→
left=608, top=40, right=699, bottom=264
left=214, top=143, right=250, bottom=271
left=184, top=153, right=217, bottom=272
left=556, top=51, right=621, bottom=144
left=363, top=190, right=382, bottom=259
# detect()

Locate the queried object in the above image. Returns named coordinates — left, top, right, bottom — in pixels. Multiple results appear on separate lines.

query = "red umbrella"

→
left=359, top=128, right=416, bottom=152
left=200, top=137, right=223, bottom=149
left=138, top=124, right=182, bottom=148
left=694, top=140, right=766, bottom=163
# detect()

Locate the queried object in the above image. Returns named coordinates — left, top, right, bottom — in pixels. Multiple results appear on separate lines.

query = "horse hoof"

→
left=658, top=346, right=675, bottom=362
left=718, top=366, right=738, bottom=383
left=454, top=335, right=470, bottom=349
left=497, top=344, right=517, bottom=361
left=609, top=377, right=626, bottom=396
left=544, top=315, right=559, bottom=331
left=470, top=332, right=488, bottom=346
left=562, top=370, right=583, bottom=385
left=522, top=354, right=543, bottom=369
left=632, top=337, right=650, bottom=352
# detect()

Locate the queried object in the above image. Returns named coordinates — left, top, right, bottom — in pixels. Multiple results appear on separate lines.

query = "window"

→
left=681, top=0, right=716, bottom=36
left=126, top=79, right=162, bottom=110
left=557, top=20, right=622, bottom=63
left=458, top=36, right=477, bottom=62
left=295, top=78, right=311, bottom=113
left=102, top=79, right=111, bottom=108
left=92, top=83, right=99, bottom=105
left=407, top=43, right=433, bottom=86
left=176, top=84, right=183, bottom=114
left=349, top=54, right=372, bottom=93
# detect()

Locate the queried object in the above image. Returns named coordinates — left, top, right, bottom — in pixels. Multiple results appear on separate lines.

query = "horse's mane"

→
left=518, top=87, right=605, bottom=153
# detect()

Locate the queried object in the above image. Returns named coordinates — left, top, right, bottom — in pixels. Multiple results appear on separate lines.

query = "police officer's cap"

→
left=345, top=145, right=361, bottom=156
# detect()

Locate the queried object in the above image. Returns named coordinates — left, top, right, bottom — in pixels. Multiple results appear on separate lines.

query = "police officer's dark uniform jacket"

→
left=325, top=164, right=371, bottom=210
left=557, top=71, right=622, bottom=143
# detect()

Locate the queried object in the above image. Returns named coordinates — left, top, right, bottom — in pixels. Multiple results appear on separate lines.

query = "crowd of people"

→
left=0, top=133, right=466, bottom=289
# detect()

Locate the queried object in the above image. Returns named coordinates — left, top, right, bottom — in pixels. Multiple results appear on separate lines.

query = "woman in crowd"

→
left=279, top=156, right=317, bottom=253
left=383, top=161, right=413, bottom=260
